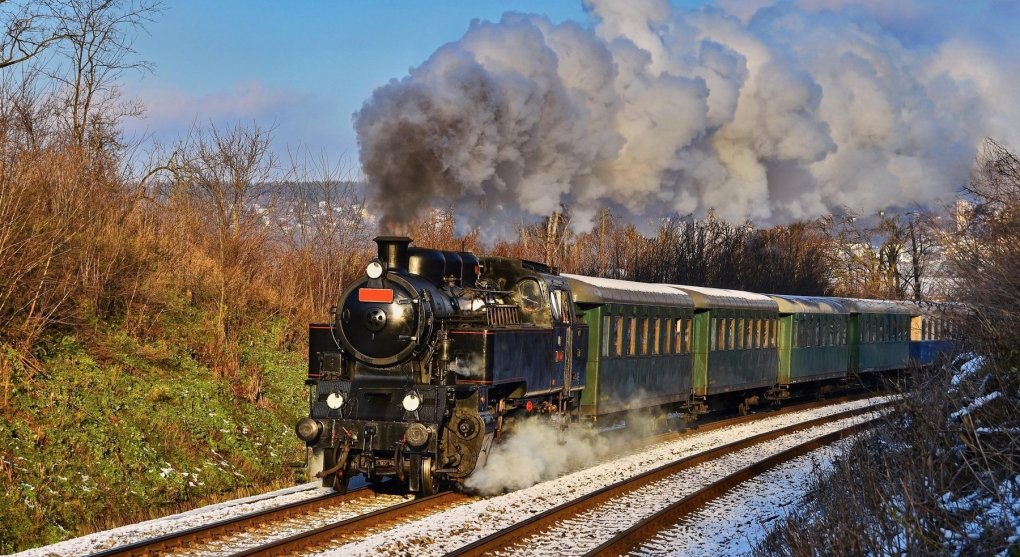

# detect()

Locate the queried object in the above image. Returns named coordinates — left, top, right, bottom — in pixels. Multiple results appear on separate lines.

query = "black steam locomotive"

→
left=296, top=236, right=957, bottom=495
left=295, top=236, right=587, bottom=494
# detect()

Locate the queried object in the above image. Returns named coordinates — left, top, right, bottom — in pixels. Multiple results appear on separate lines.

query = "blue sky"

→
left=123, top=1, right=615, bottom=167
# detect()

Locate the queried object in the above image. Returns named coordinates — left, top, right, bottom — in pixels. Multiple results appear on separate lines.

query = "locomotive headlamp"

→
left=295, top=417, right=322, bottom=443
left=326, top=392, right=345, bottom=410
left=366, top=259, right=385, bottom=279
left=405, top=423, right=430, bottom=447
left=401, top=391, right=422, bottom=412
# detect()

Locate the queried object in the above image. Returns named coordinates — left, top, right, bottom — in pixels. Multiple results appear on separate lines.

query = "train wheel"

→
left=335, top=460, right=354, bottom=494
left=738, top=402, right=748, bottom=416
left=419, top=457, right=439, bottom=496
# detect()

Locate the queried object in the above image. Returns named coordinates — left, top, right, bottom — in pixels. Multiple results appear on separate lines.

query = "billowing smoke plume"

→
left=355, top=0, right=1020, bottom=234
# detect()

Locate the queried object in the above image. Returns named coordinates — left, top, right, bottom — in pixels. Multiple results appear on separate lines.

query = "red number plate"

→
left=358, top=288, right=394, bottom=303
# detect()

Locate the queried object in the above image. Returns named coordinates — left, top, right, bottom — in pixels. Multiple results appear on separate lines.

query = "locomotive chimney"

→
left=374, top=236, right=412, bottom=272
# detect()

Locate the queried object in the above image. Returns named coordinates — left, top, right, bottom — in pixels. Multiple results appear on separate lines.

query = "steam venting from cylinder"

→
left=355, top=1, right=1020, bottom=237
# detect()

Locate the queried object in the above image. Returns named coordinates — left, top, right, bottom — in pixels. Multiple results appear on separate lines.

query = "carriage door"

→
left=551, top=288, right=585, bottom=408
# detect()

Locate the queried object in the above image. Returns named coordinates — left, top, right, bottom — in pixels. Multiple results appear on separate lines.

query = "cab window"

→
left=550, top=289, right=572, bottom=323
left=515, top=279, right=543, bottom=313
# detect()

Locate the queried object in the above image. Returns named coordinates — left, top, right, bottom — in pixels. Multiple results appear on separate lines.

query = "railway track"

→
left=229, top=490, right=471, bottom=556
left=447, top=405, right=883, bottom=557
left=86, top=394, right=884, bottom=557
left=586, top=425, right=865, bottom=556
left=88, top=486, right=395, bottom=557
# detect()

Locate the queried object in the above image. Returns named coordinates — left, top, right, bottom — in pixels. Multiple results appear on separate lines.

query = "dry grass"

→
left=759, top=139, right=1020, bottom=556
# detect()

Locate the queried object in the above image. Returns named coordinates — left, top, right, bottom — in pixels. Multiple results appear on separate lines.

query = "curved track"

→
left=89, top=487, right=372, bottom=557
left=448, top=405, right=883, bottom=557
left=87, top=394, right=883, bottom=557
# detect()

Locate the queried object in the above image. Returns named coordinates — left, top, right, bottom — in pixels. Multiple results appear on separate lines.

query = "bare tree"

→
left=44, top=0, right=157, bottom=151
left=0, top=0, right=74, bottom=69
left=948, top=138, right=1020, bottom=364
left=174, top=123, right=277, bottom=360
left=276, top=151, right=371, bottom=320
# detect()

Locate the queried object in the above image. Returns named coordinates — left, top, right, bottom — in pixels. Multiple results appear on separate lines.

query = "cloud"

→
left=124, top=81, right=349, bottom=161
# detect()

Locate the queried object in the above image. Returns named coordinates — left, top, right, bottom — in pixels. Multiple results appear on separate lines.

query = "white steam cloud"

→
left=464, top=419, right=609, bottom=495
left=464, top=405, right=662, bottom=495
left=355, top=0, right=1020, bottom=234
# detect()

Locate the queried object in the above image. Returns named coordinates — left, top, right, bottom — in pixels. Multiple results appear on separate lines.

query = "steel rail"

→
left=448, top=403, right=886, bottom=557
left=230, top=490, right=470, bottom=556
left=89, top=487, right=371, bottom=557
left=639, top=392, right=874, bottom=447
left=586, top=421, right=876, bottom=556
left=89, top=392, right=884, bottom=557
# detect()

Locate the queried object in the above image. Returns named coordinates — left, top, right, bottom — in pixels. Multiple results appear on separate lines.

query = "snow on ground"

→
left=950, top=390, right=1002, bottom=420
left=314, top=396, right=891, bottom=557
left=173, top=492, right=410, bottom=557
left=13, top=481, right=330, bottom=557
left=489, top=419, right=864, bottom=556
left=940, top=474, right=1020, bottom=556
left=12, top=396, right=890, bottom=557
left=634, top=442, right=849, bottom=556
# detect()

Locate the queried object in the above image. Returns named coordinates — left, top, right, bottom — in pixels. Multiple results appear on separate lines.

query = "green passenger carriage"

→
left=842, top=299, right=913, bottom=374
left=563, top=274, right=696, bottom=418
left=768, top=296, right=850, bottom=387
left=667, top=286, right=779, bottom=403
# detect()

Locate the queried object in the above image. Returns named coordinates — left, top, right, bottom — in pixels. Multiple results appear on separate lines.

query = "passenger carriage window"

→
left=640, top=318, right=649, bottom=355
left=614, top=317, right=624, bottom=356
left=663, top=318, right=672, bottom=354
left=710, top=318, right=717, bottom=352
left=746, top=319, right=753, bottom=349
left=675, top=319, right=683, bottom=354
left=736, top=319, right=744, bottom=350
left=727, top=318, right=735, bottom=351
left=624, top=314, right=632, bottom=352
left=602, top=315, right=611, bottom=357
left=653, top=318, right=661, bottom=355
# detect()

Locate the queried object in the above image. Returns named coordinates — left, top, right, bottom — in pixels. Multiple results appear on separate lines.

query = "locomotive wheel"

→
left=335, top=460, right=354, bottom=494
left=419, top=456, right=439, bottom=496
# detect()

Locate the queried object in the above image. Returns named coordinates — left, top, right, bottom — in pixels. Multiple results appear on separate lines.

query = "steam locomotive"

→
left=295, top=236, right=956, bottom=494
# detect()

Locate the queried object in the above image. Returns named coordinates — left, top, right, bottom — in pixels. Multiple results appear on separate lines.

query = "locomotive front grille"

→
left=486, top=305, right=521, bottom=326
